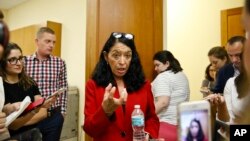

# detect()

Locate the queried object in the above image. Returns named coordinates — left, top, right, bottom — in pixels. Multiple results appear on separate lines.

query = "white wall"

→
left=165, top=0, right=244, bottom=101
left=5, top=0, right=86, bottom=140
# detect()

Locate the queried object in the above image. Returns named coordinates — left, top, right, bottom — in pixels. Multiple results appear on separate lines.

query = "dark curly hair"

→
left=153, top=50, right=183, bottom=73
left=186, top=118, right=205, bottom=141
left=91, top=32, right=145, bottom=92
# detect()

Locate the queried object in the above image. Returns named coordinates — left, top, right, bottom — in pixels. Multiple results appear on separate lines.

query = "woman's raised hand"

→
left=102, top=83, right=127, bottom=116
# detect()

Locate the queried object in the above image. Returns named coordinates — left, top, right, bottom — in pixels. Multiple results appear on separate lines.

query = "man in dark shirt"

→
left=212, top=36, right=245, bottom=94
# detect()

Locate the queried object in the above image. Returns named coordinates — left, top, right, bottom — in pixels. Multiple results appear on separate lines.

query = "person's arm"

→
left=204, top=93, right=229, bottom=122
left=212, top=65, right=234, bottom=94
left=212, top=69, right=225, bottom=94
left=144, top=82, right=160, bottom=139
left=155, top=96, right=170, bottom=114
left=83, top=80, right=114, bottom=137
left=59, top=60, right=68, bottom=116
left=222, top=78, right=235, bottom=122
left=8, top=95, right=47, bottom=130
left=216, top=95, right=229, bottom=122
left=152, top=73, right=171, bottom=114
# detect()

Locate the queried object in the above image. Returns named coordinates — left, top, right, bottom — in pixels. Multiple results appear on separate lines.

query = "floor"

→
left=62, top=137, right=78, bottom=141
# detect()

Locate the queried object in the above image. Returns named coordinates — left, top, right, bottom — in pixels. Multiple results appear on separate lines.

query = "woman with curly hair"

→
left=83, top=32, right=159, bottom=141
left=151, top=50, right=190, bottom=141
left=200, top=64, right=216, bottom=97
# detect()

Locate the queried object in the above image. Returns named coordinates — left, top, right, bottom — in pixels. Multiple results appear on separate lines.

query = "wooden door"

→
left=221, top=7, right=245, bottom=46
left=85, top=0, right=163, bottom=140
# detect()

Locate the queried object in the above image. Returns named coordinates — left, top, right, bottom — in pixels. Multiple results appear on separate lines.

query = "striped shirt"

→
left=151, top=70, right=190, bottom=125
left=24, top=53, right=68, bottom=114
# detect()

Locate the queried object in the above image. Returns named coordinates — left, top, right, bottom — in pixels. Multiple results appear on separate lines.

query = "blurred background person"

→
left=208, top=46, right=229, bottom=74
left=212, top=36, right=245, bottom=94
left=1, top=43, right=54, bottom=139
left=200, top=64, right=216, bottom=97
left=151, top=50, right=190, bottom=141
left=24, top=27, right=68, bottom=141
left=230, top=0, right=250, bottom=124
left=0, top=17, right=10, bottom=141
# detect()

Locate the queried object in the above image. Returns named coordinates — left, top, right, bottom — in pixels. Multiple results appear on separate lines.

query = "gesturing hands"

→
left=102, top=83, right=128, bottom=116
left=204, top=94, right=225, bottom=105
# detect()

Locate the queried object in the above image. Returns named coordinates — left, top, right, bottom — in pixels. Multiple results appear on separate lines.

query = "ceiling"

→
left=0, top=0, right=30, bottom=10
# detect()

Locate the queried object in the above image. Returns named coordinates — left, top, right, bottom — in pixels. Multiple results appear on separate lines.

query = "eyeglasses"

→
left=112, top=32, right=134, bottom=40
left=7, top=56, right=24, bottom=65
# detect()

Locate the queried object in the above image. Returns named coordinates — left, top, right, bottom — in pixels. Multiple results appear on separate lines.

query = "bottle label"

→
left=132, top=115, right=144, bottom=126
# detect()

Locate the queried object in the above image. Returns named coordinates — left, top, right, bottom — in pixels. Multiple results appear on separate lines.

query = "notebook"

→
left=5, top=96, right=31, bottom=127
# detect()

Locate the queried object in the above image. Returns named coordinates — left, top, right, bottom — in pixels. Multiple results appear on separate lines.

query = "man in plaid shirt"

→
left=24, top=27, right=68, bottom=141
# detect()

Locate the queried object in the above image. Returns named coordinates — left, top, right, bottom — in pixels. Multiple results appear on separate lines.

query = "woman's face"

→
left=153, top=60, right=169, bottom=74
left=209, top=65, right=216, bottom=80
left=105, top=42, right=132, bottom=79
left=6, top=49, right=24, bottom=75
left=190, top=121, right=199, bottom=137
left=209, top=55, right=227, bottom=71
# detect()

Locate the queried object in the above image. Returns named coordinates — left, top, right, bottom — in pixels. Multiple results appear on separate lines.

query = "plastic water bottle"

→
left=131, top=105, right=145, bottom=141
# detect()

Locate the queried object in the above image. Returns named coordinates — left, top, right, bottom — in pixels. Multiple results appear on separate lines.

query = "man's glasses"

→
left=7, top=56, right=24, bottom=65
left=112, top=32, right=134, bottom=40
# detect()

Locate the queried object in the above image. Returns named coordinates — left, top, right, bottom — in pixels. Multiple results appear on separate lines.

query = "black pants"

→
left=7, top=128, right=42, bottom=141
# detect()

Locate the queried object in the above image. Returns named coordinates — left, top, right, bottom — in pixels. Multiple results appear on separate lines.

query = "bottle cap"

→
left=134, top=105, right=140, bottom=108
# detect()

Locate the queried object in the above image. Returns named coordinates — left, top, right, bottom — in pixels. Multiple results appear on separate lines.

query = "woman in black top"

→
left=0, top=42, right=53, bottom=136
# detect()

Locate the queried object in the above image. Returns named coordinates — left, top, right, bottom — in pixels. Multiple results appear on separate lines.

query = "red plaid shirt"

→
left=24, top=53, right=68, bottom=114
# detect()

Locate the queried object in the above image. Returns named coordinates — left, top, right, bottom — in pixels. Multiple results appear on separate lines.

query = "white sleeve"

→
left=0, top=77, right=5, bottom=111
left=223, top=77, right=234, bottom=119
left=151, top=73, right=171, bottom=97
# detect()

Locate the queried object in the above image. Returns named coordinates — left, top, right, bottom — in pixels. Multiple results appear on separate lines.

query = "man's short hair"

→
left=36, top=27, right=55, bottom=39
left=227, top=36, right=246, bottom=45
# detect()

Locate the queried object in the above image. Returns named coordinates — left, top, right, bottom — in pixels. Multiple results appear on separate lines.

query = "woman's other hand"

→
left=43, top=96, right=57, bottom=108
left=3, top=102, right=20, bottom=115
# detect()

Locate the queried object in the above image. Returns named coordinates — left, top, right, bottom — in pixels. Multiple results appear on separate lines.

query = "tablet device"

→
left=46, top=87, right=67, bottom=99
